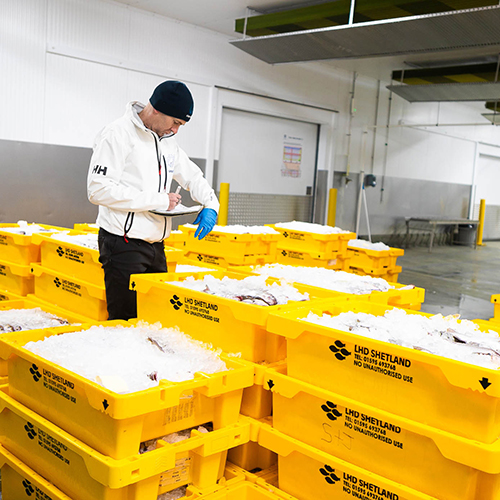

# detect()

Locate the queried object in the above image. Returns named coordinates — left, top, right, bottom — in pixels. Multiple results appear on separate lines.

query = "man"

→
left=87, top=80, right=218, bottom=320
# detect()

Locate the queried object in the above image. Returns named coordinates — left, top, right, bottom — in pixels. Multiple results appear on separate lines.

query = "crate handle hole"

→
left=131, top=469, right=140, bottom=477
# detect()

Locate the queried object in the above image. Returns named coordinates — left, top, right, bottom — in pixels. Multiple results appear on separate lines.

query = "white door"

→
left=217, top=107, right=319, bottom=223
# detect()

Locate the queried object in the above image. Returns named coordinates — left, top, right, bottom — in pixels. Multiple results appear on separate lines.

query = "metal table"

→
left=405, top=217, right=479, bottom=252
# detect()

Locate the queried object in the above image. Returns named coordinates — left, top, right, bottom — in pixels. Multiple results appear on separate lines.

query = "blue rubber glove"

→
left=193, top=208, right=217, bottom=240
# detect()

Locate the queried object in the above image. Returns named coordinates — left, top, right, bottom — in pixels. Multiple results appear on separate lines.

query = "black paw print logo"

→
left=24, top=422, right=37, bottom=440
left=170, top=295, right=183, bottom=310
left=283, top=232, right=289, bottom=238
left=319, top=465, right=340, bottom=484
left=54, top=277, right=62, bottom=288
left=197, top=254, right=203, bottom=261
left=30, top=363, right=41, bottom=382
left=281, top=250, right=288, bottom=257
left=321, top=401, right=342, bottom=421
left=56, top=246, right=64, bottom=257
left=22, top=479, right=34, bottom=496
left=329, top=340, right=351, bottom=360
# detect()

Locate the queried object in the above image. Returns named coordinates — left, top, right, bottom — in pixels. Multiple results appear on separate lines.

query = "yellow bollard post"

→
left=327, top=188, right=337, bottom=227
left=477, top=198, right=486, bottom=246
left=218, top=183, right=230, bottom=226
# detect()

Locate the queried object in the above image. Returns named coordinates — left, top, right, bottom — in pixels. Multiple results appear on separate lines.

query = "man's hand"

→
left=168, top=193, right=182, bottom=210
left=193, top=208, right=217, bottom=239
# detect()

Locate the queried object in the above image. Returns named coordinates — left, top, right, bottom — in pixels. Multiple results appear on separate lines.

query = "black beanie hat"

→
left=150, top=81, right=194, bottom=122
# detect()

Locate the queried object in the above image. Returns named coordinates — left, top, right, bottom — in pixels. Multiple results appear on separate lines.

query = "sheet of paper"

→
left=149, top=204, right=202, bottom=217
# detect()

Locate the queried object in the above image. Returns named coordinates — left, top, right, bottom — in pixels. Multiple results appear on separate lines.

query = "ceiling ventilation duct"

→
left=230, top=5, right=500, bottom=64
left=386, top=81, right=500, bottom=102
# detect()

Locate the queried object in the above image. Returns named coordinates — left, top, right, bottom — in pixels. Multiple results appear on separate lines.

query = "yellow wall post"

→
left=477, top=198, right=486, bottom=246
left=218, top=183, right=230, bottom=226
left=327, top=188, right=337, bottom=227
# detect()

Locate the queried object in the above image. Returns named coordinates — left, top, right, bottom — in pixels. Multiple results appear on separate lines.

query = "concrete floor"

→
left=398, top=241, right=500, bottom=321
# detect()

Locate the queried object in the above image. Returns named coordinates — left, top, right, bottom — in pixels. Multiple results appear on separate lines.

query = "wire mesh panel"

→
left=222, top=192, right=313, bottom=225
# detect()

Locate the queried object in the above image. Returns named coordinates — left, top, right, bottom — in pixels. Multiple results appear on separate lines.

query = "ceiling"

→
left=111, top=0, right=500, bottom=83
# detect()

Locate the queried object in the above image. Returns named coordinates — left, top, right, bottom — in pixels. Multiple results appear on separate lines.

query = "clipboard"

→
left=149, top=204, right=203, bottom=217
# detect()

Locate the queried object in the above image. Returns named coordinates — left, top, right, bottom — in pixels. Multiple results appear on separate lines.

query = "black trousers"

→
left=98, top=228, right=167, bottom=320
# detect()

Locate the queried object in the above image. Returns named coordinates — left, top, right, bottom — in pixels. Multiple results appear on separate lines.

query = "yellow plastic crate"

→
left=0, top=289, right=22, bottom=301
left=185, top=251, right=276, bottom=268
left=270, top=225, right=355, bottom=257
left=276, top=246, right=351, bottom=270
left=241, top=360, right=286, bottom=420
left=266, top=300, right=500, bottom=444
left=0, top=320, right=255, bottom=459
left=181, top=225, right=280, bottom=261
left=0, top=297, right=94, bottom=376
left=164, top=245, right=184, bottom=271
left=224, top=463, right=278, bottom=488
left=196, top=480, right=297, bottom=500
left=0, top=444, right=73, bottom=500
left=132, top=271, right=321, bottom=363
left=349, top=265, right=402, bottom=283
left=31, top=263, right=108, bottom=321
left=32, top=231, right=103, bottom=285
left=229, top=265, right=424, bottom=309
left=227, top=442, right=277, bottom=473
left=269, top=369, right=500, bottom=500
left=0, top=258, right=34, bottom=296
left=166, top=230, right=189, bottom=250
left=0, top=389, right=251, bottom=500
left=347, top=245, right=404, bottom=271
left=73, top=223, right=99, bottom=233
left=0, top=223, right=69, bottom=266
left=254, top=420, right=438, bottom=500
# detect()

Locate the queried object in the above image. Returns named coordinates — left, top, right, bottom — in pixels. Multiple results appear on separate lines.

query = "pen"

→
left=175, top=186, right=181, bottom=194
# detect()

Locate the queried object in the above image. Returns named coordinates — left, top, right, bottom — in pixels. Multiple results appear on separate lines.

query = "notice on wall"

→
left=282, top=134, right=303, bottom=178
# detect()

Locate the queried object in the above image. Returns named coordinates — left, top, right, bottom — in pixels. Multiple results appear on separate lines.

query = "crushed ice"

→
left=175, top=264, right=216, bottom=273
left=0, top=220, right=54, bottom=236
left=348, top=239, right=391, bottom=251
left=306, top=308, right=500, bottom=369
left=169, top=275, right=309, bottom=305
left=50, top=232, right=99, bottom=251
left=274, top=221, right=350, bottom=234
left=23, top=323, right=228, bottom=394
left=251, top=264, right=394, bottom=295
left=0, top=308, right=69, bottom=332
left=182, top=223, right=278, bottom=235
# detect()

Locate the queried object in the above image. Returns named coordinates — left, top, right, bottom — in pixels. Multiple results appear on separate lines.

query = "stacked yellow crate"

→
left=270, top=221, right=355, bottom=270
left=240, top=299, right=500, bottom=500
left=0, top=319, right=256, bottom=499
left=30, top=230, right=108, bottom=321
left=347, top=239, right=404, bottom=282
left=130, top=267, right=425, bottom=476
left=179, top=224, right=280, bottom=269
left=131, top=269, right=319, bottom=471
left=0, top=223, right=68, bottom=298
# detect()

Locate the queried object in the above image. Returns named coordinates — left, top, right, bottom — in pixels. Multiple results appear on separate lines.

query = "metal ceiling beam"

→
left=386, top=81, right=500, bottom=102
left=230, top=6, right=500, bottom=64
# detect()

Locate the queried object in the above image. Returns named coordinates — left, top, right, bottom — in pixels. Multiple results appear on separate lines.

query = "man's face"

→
left=151, top=110, right=186, bottom=137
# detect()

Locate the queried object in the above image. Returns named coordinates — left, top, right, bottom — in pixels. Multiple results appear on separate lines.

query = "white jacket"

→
left=87, top=101, right=219, bottom=243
